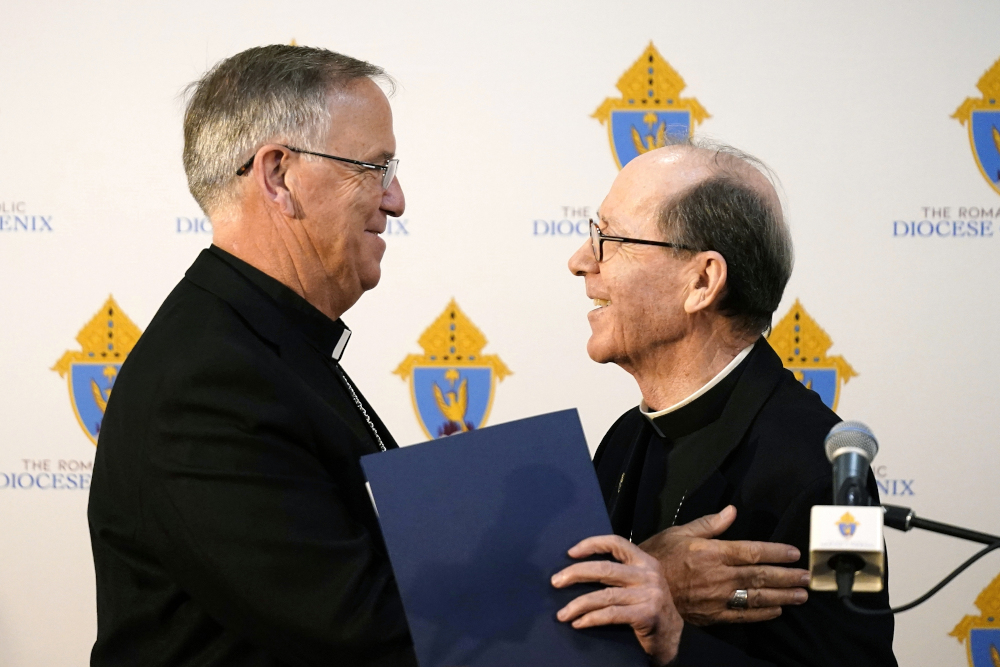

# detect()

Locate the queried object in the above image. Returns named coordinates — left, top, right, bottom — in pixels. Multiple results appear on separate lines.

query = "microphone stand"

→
left=882, top=504, right=1000, bottom=545
left=837, top=504, right=1000, bottom=615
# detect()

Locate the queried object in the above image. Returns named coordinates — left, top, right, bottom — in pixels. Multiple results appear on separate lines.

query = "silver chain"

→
left=335, top=367, right=386, bottom=452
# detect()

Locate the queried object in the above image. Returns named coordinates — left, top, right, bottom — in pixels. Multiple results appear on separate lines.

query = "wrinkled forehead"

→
left=599, top=148, right=713, bottom=231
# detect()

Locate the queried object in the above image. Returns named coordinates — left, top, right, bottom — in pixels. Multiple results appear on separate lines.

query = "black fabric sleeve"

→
left=139, top=347, right=416, bottom=667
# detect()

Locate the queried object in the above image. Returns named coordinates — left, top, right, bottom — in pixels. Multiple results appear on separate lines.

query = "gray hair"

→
left=183, top=44, right=392, bottom=215
left=657, top=138, right=794, bottom=337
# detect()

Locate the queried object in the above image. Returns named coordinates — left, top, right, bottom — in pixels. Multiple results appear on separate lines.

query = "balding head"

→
left=622, top=141, right=793, bottom=337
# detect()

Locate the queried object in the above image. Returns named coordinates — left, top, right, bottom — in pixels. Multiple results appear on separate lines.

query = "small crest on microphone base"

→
left=951, top=573, right=1000, bottom=667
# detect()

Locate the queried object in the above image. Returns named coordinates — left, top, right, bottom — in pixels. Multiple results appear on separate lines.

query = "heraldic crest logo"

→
left=953, top=56, right=1000, bottom=197
left=51, top=296, right=141, bottom=445
left=837, top=512, right=858, bottom=538
left=768, top=300, right=857, bottom=411
left=951, top=572, right=1000, bottom=667
left=394, top=299, right=511, bottom=439
left=592, top=41, right=710, bottom=169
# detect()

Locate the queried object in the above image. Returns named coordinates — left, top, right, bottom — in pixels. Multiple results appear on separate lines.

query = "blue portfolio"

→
left=360, top=409, right=647, bottom=667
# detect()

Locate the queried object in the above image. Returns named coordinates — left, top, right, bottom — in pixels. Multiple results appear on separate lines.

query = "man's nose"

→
left=382, top=176, right=405, bottom=217
left=568, top=240, right=598, bottom=277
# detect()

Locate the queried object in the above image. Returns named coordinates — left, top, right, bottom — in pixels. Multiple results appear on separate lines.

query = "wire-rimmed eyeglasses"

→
left=236, top=145, right=399, bottom=190
left=589, top=219, right=695, bottom=262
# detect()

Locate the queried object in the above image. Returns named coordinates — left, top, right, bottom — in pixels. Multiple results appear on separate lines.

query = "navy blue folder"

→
left=360, top=409, right=648, bottom=667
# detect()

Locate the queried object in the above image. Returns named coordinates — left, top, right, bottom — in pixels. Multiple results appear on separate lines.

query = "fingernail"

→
left=787, top=547, right=800, bottom=560
left=799, top=572, right=811, bottom=586
left=794, top=589, right=808, bottom=603
left=556, top=609, right=568, bottom=622
left=551, top=574, right=562, bottom=587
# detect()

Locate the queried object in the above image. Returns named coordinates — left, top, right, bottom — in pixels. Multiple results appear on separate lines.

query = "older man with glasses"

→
left=565, top=141, right=897, bottom=666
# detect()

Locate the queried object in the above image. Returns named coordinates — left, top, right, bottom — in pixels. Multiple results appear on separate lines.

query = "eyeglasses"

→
left=235, top=145, right=399, bottom=189
left=589, top=219, right=695, bottom=262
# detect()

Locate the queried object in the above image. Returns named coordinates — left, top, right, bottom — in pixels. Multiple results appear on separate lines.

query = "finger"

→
left=573, top=607, right=641, bottom=630
left=671, top=505, right=737, bottom=539
left=552, top=560, right=649, bottom=589
left=570, top=604, right=653, bottom=630
left=734, top=565, right=810, bottom=590
left=747, top=587, right=808, bottom=608
left=720, top=540, right=801, bottom=566
left=713, top=607, right=783, bottom=624
left=567, top=534, right=646, bottom=564
left=556, top=586, right=651, bottom=622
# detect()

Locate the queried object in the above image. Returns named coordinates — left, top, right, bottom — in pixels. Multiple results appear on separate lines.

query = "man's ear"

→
left=683, top=250, right=728, bottom=314
left=252, top=145, right=297, bottom=217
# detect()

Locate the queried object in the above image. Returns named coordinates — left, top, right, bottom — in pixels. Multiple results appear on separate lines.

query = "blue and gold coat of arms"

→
left=768, top=300, right=857, bottom=411
left=593, top=42, right=710, bottom=169
left=954, top=56, right=1000, bottom=197
left=952, top=572, right=1000, bottom=667
left=394, top=300, right=511, bottom=439
left=51, top=296, right=141, bottom=445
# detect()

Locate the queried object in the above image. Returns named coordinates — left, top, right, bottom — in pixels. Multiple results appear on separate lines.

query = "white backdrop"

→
left=2, top=1, right=999, bottom=664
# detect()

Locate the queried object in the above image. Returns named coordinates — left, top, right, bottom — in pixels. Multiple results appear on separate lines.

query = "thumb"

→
left=674, top=505, right=736, bottom=538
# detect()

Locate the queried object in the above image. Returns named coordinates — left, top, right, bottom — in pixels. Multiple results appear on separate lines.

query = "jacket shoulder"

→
left=737, top=371, right=841, bottom=500
left=593, top=407, right=644, bottom=467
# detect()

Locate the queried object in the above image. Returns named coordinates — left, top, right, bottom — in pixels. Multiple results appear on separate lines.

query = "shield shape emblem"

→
left=950, top=563, right=1000, bottom=665
left=52, top=296, right=142, bottom=445
left=593, top=42, right=710, bottom=170
left=395, top=300, right=511, bottom=440
left=608, top=110, right=691, bottom=169
left=68, top=362, right=120, bottom=444
left=953, top=57, right=1000, bottom=195
left=411, top=367, right=496, bottom=438
left=969, top=629, right=1000, bottom=667
left=768, top=300, right=857, bottom=412
left=788, top=368, right=840, bottom=412
left=970, top=110, right=1000, bottom=195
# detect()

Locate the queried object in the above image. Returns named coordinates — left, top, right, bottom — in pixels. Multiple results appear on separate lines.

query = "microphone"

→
left=809, top=421, right=885, bottom=595
left=825, top=421, right=878, bottom=507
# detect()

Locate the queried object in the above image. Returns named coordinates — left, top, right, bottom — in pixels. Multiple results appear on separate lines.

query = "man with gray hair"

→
left=88, top=45, right=417, bottom=666
left=567, top=142, right=897, bottom=665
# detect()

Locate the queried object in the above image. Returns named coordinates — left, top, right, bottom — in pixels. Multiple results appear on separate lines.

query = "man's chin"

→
left=359, top=269, right=381, bottom=292
left=585, top=338, right=615, bottom=365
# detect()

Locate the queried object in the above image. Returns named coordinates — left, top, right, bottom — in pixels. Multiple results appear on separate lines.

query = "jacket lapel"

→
left=183, top=250, right=376, bottom=452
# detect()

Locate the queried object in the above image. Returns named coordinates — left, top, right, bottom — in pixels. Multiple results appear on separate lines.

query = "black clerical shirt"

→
left=89, top=246, right=416, bottom=667
left=622, top=351, right=750, bottom=544
left=593, top=340, right=896, bottom=667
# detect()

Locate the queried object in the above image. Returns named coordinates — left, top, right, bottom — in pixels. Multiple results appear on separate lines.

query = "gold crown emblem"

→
left=592, top=42, right=710, bottom=152
left=768, top=300, right=857, bottom=380
left=951, top=572, right=1000, bottom=666
left=51, top=296, right=142, bottom=445
left=394, top=299, right=511, bottom=379
left=953, top=56, right=1000, bottom=198
left=952, top=56, right=1000, bottom=125
left=52, top=296, right=142, bottom=374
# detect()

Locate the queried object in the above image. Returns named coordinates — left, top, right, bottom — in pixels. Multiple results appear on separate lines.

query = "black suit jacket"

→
left=594, top=340, right=897, bottom=667
left=89, top=248, right=418, bottom=666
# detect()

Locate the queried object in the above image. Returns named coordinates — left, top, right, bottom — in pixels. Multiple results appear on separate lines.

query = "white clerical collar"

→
left=640, top=343, right=755, bottom=422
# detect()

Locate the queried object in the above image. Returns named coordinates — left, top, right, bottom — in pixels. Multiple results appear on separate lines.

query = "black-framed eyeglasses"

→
left=589, top=219, right=695, bottom=262
left=235, top=145, right=399, bottom=189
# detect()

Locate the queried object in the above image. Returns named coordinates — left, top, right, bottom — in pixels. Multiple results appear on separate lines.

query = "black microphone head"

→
left=824, top=420, right=878, bottom=463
